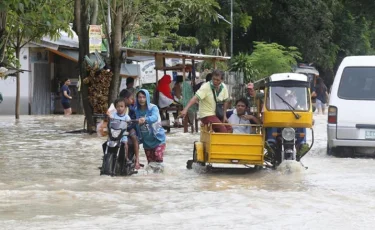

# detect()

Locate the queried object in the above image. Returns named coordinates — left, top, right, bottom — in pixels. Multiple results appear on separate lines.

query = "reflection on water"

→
left=1, top=115, right=375, bottom=229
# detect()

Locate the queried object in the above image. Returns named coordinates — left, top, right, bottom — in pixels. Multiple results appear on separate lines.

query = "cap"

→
left=247, top=83, right=254, bottom=89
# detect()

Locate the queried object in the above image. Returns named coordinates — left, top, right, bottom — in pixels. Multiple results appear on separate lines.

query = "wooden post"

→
left=182, top=58, right=189, bottom=133
left=192, top=59, right=197, bottom=133
left=182, top=58, right=186, bottom=79
left=213, top=59, right=217, bottom=69
left=163, top=57, right=167, bottom=75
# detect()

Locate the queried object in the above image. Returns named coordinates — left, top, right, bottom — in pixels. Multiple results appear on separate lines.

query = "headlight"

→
left=107, top=141, right=117, bottom=147
left=111, top=129, right=121, bottom=138
left=282, top=128, right=295, bottom=141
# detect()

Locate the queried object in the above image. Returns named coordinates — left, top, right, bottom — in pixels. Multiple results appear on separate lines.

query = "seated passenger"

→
left=126, top=77, right=136, bottom=96
left=172, top=75, right=184, bottom=127
left=228, top=98, right=260, bottom=134
left=172, top=75, right=183, bottom=103
left=157, top=74, right=175, bottom=108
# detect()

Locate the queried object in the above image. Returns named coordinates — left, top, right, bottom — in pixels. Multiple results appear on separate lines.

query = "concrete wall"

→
left=0, top=96, right=29, bottom=115
left=0, top=47, right=31, bottom=115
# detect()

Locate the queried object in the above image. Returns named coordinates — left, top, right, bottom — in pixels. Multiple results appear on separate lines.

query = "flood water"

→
left=1, top=115, right=375, bottom=229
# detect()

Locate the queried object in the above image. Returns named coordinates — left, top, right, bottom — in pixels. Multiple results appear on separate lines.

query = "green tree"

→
left=100, top=0, right=220, bottom=103
left=176, top=0, right=375, bottom=85
left=73, top=0, right=220, bottom=132
left=230, top=53, right=258, bottom=83
left=248, top=42, right=301, bottom=80
left=342, top=0, right=375, bottom=20
left=198, top=60, right=229, bottom=72
left=4, top=0, right=73, bottom=119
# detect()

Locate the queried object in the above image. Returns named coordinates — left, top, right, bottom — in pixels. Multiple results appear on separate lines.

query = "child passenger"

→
left=108, top=90, right=141, bottom=169
left=110, top=98, right=131, bottom=162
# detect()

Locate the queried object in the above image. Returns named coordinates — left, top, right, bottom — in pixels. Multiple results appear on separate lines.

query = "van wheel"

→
left=340, top=147, right=355, bottom=158
left=327, top=144, right=337, bottom=156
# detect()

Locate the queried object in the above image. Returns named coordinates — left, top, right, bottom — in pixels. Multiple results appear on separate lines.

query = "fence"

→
left=224, top=71, right=247, bottom=106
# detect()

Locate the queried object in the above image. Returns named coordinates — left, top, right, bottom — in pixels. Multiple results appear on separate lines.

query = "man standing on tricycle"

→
left=180, top=70, right=230, bottom=133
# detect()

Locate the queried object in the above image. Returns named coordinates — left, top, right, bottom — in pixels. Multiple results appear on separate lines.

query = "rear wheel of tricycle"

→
left=186, top=143, right=197, bottom=169
left=254, top=165, right=264, bottom=170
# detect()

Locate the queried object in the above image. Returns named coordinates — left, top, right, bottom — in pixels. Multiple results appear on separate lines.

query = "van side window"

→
left=338, top=67, right=375, bottom=100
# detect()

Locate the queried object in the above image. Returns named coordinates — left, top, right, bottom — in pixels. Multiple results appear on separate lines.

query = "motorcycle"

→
left=260, top=73, right=315, bottom=168
left=265, top=127, right=313, bottom=166
left=100, top=118, right=143, bottom=176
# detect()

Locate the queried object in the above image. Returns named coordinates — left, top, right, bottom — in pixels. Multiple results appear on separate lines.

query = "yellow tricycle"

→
left=186, top=73, right=314, bottom=170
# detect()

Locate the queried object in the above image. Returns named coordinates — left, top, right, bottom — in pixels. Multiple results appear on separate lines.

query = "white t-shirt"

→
left=107, top=103, right=129, bottom=115
left=228, top=109, right=251, bottom=134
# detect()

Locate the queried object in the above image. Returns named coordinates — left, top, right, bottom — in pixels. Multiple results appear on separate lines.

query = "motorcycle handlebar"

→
left=109, top=118, right=148, bottom=124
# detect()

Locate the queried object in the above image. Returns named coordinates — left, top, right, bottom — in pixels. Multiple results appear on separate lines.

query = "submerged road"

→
left=0, top=115, right=374, bottom=229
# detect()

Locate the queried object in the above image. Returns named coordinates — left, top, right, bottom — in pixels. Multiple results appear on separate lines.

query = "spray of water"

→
left=276, top=160, right=306, bottom=175
left=192, top=163, right=208, bottom=174
left=144, top=162, right=165, bottom=174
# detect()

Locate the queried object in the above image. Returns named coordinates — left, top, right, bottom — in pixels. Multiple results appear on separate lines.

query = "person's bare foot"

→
left=135, top=162, right=141, bottom=169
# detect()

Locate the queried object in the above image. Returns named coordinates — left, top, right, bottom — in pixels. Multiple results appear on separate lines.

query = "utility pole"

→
left=107, top=0, right=111, bottom=57
left=230, top=0, right=233, bottom=57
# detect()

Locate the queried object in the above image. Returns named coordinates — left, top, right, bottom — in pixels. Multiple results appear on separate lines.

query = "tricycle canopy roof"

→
left=121, top=48, right=231, bottom=62
left=254, top=73, right=310, bottom=90
left=269, top=73, right=308, bottom=82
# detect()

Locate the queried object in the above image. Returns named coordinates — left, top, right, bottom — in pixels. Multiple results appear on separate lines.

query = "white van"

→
left=327, top=56, right=375, bottom=155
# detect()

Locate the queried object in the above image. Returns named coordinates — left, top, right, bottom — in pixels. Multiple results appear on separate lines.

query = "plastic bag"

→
left=97, top=120, right=108, bottom=137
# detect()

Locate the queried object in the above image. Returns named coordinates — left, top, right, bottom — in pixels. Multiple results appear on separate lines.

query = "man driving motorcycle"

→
left=265, top=86, right=309, bottom=157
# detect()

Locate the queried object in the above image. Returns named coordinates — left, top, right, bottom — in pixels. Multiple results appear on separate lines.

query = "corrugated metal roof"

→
left=122, top=48, right=231, bottom=61
left=41, top=30, right=79, bottom=49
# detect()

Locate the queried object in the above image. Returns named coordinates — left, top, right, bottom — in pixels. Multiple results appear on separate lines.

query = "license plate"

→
left=365, top=130, right=375, bottom=139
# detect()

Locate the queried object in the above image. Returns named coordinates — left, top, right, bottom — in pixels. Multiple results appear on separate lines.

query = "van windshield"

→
left=338, top=67, right=375, bottom=100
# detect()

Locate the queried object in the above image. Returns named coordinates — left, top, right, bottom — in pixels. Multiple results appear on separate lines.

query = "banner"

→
left=89, top=25, right=102, bottom=53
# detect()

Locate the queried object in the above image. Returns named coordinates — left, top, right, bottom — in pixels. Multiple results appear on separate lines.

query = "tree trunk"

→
left=72, top=0, right=81, bottom=36
left=0, top=9, right=7, bottom=64
left=90, top=0, right=99, bottom=25
left=15, top=46, right=20, bottom=119
left=108, top=6, right=123, bottom=104
left=74, top=0, right=95, bottom=132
